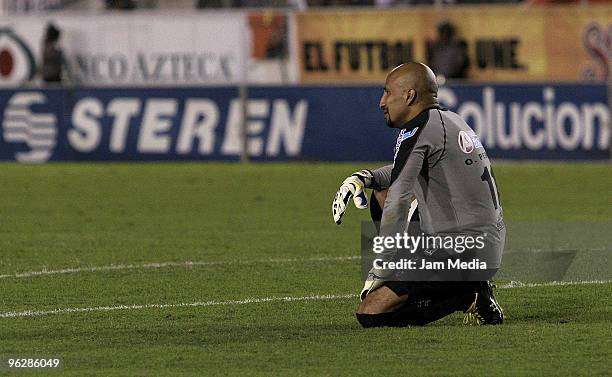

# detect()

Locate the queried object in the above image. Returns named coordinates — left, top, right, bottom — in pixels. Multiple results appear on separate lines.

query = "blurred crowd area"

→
left=2, top=0, right=609, bottom=86
left=2, top=0, right=609, bottom=11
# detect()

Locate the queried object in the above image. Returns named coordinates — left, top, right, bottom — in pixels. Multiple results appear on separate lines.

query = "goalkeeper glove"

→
left=332, top=170, right=374, bottom=225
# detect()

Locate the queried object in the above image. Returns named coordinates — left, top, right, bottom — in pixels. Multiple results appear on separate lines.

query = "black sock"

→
left=397, top=292, right=474, bottom=326
left=356, top=291, right=475, bottom=328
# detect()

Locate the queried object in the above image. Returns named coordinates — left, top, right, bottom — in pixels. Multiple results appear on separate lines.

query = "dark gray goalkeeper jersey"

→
left=371, top=106, right=505, bottom=267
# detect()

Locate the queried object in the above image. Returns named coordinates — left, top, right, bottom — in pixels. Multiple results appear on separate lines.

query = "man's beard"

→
left=384, top=113, right=395, bottom=128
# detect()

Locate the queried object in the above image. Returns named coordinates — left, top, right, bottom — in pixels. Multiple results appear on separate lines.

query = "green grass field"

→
left=0, top=162, right=610, bottom=376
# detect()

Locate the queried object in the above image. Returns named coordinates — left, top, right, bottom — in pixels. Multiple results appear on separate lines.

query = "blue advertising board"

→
left=0, top=84, right=608, bottom=162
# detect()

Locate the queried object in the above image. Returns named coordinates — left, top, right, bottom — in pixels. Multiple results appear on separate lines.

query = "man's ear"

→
left=405, top=88, right=416, bottom=105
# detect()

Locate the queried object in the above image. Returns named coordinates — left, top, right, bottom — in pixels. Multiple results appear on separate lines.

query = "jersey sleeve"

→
left=379, top=141, right=427, bottom=238
left=373, top=134, right=429, bottom=276
left=370, top=164, right=393, bottom=190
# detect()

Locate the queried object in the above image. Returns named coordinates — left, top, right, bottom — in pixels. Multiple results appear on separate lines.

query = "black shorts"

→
left=384, top=280, right=479, bottom=301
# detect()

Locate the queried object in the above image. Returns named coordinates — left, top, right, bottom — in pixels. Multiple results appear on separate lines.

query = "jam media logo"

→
left=0, top=28, right=36, bottom=85
left=2, top=92, right=57, bottom=163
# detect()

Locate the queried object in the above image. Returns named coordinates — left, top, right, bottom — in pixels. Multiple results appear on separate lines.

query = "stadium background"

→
left=1, top=3, right=610, bottom=162
left=0, top=1, right=610, bottom=376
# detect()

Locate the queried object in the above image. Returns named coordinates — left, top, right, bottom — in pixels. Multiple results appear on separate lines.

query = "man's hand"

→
left=332, top=170, right=374, bottom=225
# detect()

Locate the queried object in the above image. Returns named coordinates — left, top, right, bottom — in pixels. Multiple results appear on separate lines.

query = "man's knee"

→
left=355, top=286, right=410, bottom=327
left=357, top=286, right=406, bottom=314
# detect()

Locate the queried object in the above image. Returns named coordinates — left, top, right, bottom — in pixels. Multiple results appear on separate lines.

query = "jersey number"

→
left=480, top=167, right=500, bottom=209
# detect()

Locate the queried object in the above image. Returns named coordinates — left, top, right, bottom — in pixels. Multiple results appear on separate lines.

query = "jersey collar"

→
left=398, top=105, right=444, bottom=130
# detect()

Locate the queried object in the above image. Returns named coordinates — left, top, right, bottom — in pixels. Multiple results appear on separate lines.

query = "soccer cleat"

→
left=463, top=281, right=504, bottom=325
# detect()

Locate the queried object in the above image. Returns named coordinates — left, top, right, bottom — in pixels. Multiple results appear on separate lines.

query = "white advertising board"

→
left=0, top=12, right=251, bottom=86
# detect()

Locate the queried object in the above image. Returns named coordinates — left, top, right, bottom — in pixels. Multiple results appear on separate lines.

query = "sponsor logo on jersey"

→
left=458, top=131, right=474, bottom=153
left=393, top=126, right=419, bottom=162
left=400, top=127, right=418, bottom=142
left=458, top=130, right=483, bottom=154
left=2, top=92, right=57, bottom=163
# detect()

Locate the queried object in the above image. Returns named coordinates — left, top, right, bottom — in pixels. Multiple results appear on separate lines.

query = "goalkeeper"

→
left=332, top=63, right=505, bottom=328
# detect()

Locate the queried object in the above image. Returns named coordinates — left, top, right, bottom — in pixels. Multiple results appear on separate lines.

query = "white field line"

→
left=3, top=248, right=608, bottom=280
left=0, top=294, right=358, bottom=318
left=0, top=280, right=609, bottom=319
left=498, top=280, right=611, bottom=289
left=0, top=255, right=361, bottom=280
